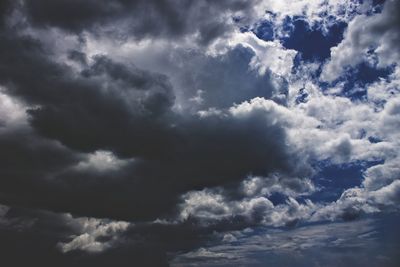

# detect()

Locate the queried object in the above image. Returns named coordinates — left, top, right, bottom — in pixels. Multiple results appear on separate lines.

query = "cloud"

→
left=172, top=218, right=395, bottom=267
left=0, top=0, right=400, bottom=265
left=0, top=88, right=27, bottom=128
left=363, top=159, right=400, bottom=191
left=73, top=150, right=130, bottom=172
left=220, top=32, right=298, bottom=77
left=22, top=0, right=261, bottom=45
left=58, top=218, right=129, bottom=253
left=156, top=44, right=287, bottom=111
left=0, top=27, right=309, bottom=223
left=321, top=0, right=400, bottom=81
left=178, top=174, right=316, bottom=227
left=311, top=156, right=400, bottom=222
left=0, top=205, right=174, bottom=266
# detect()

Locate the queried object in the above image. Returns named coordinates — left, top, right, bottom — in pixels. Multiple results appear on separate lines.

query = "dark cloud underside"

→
left=0, top=1, right=399, bottom=266
left=0, top=25, right=305, bottom=221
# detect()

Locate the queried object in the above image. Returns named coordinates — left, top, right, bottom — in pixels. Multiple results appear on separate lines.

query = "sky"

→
left=0, top=0, right=399, bottom=266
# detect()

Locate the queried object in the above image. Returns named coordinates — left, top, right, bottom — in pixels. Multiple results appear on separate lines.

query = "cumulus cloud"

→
left=58, top=218, right=129, bottom=253
left=0, top=89, right=27, bottom=128
left=0, top=0, right=399, bottom=266
left=178, top=174, right=316, bottom=228
left=221, top=32, right=298, bottom=77
left=321, top=0, right=400, bottom=81
left=0, top=3, right=313, bottom=226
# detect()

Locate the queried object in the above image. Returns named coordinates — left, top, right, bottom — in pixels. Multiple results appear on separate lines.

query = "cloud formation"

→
left=23, top=0, right=260, bottom=45
left=0, top=0, right=399, bottom=266
left=322, top=0, right=400, bottom=81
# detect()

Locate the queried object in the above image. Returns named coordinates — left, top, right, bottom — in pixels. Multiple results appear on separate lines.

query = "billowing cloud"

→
left=322, top=0, right=400, bottom=81
left=0, top=0, right=399, bottom=266
left=0, top=11, right=310, bottom=224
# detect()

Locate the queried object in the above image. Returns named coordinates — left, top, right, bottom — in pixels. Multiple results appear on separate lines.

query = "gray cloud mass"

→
left=0, top=0, right=399, bottom=266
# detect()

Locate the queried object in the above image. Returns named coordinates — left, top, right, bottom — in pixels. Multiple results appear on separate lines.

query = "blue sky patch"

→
left=253, top=20, right=275, bottom=41
left=333, top=63, right=394, bottom=100
left=280, top=17, right=347, bottom=61
left=308, top=160, right=383, bottom=203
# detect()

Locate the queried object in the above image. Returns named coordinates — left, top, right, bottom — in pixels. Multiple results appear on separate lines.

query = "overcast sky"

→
left=0, top=0, right=399, bottom=266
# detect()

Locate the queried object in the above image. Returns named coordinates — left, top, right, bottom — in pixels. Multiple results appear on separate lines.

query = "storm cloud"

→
left=23, top=0, right=260, bottom=45
left=0, top=0, right=399, bottom=266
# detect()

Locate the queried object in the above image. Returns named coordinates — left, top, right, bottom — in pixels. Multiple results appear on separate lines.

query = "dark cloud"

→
left=0, top=117, right=82, bottom=211
left=23, top=0, right=259, bottom=44
left=23, top=0, right=120, bottom=32
left=2, top=96, right=298, bottom=221
left=0, top=31, right=175, bottom=158
left=0, top=205, right=258, bottom=267
left=5, top=1, right=398, bottom=266
left=0, top=23, right=308, bottom=225
left=0, top=0, right=12, bottom=24
left=167, top=45, right=288, bottom=110
left=0, top=206, right=171, bottom=266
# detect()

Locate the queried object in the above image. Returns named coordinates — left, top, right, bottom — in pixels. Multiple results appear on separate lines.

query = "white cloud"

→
left=73, top=150, right=129, bottom=172
left=367, top=66, right=400, bottom=104
left=219, top=82, right=400, bottom=223
left=241, top=175, right=316, bottom=199
left=363, top=159, right=400, bottom=191
left=321, top=0, right=400, bottom=81
left=0, top=88, right=28, bottom=129
left=58, top=217, right=130, bottom=253
left=179, top=175, right=317, bottom=227
left=221, top=31, right=298, bottom=76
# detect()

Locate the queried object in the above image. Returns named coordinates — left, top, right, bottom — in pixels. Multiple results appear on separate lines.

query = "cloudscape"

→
left=0, top=0, right=399, bottom=266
